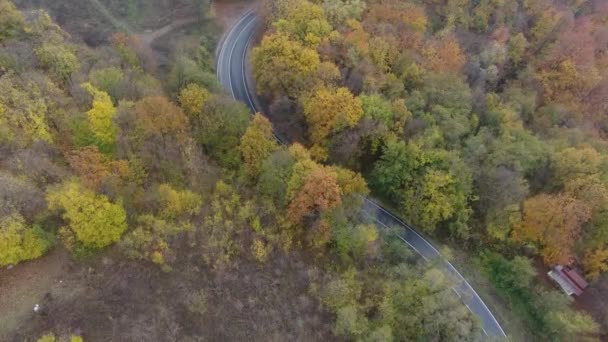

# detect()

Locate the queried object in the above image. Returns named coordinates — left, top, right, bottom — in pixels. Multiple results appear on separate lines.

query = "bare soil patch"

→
left=4, top=248, right=335, bottom=341
left=0, top=247, right=71, bottom=340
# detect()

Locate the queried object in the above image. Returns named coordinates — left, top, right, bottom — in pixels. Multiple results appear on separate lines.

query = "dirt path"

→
left=87, top=0, right=133, bottom=34
left=136, top=17, right=199, bottom=46
left=87, top=0, right=199, bottom=50
left=0, top=248, right=71, bottom=339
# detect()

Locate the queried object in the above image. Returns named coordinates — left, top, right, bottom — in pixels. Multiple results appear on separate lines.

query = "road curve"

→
left=215, top=10, right=508, bottom=340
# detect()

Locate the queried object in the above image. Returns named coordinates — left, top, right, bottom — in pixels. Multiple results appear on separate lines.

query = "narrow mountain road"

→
left=216, top=9, right=508, bottom=339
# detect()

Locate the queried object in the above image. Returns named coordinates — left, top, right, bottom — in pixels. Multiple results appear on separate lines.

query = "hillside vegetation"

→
left=0, top=0, right=492, bottom=340
left=253, top=0, right=608, bottom=339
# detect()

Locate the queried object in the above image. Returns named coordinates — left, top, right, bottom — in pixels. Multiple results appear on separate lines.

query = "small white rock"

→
left=33, top=304, right=40, bottom=313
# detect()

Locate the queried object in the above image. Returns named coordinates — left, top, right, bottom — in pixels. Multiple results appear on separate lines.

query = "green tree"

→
left=191, top=95, right=250, bottom=168
left=0, top=0, right=25, bottom=42
left=479, top=252, right=545, bottom=332
left=360, top=94, right=394, bottom=126
left=543, top=311, right=599, bottom=341
left=372, top=139, right=472, bottom=235
left=89, top=67, right=124, bottom=100
left=418, top=73, right=473, bottom=146
left=379, top=269, right=481, bottom=340
left=168, top=55, right=218, bottom=92
left=47, top=180, right=127, bottom=249
left=319, top=268, right=362, bottom=311
left=508, top=33, right=528, bottom=65
left=35, top=44, right=79, bottom=81
left=333, top=223, right=378, bottom=262
left=0, top=213, right=52, bottom=266
left=334, top=305, right=368, bottom=338
left=322, top=0, right=366, bottom=26
left=257, top=148, right=296, bottom=208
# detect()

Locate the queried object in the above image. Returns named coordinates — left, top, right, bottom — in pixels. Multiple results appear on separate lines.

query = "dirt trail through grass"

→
left=87, top=0, right=197, bottom=49
left=87, top=0, right=134, bottom=34
left=0, top=248, right=71, bottom=339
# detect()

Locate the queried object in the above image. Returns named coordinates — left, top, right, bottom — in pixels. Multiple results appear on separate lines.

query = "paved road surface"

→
left=215, top=9, right=508, bottom=340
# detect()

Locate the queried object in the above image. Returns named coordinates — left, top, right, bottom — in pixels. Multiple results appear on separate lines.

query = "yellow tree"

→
left=82, top=82, right=117, bottom=147
left=302, top=86, right=363, bottom=160
left=239, top=113, right=279, bottom=179
left=512, top=193, right=591, bottom=264
left=47, top=180, right=127, bottom=249
left=0, top=213, right=52, bottom=266
left=583, top=248, right=608, bottom=281
left=538, top=58, right=600, bottom=111
left=552, top=146, right=603, bottom=185
left=157, top=184, right=203, bottom=219
left=0, top=0, right=25, bottom=42
left=285, top=143, right=319, bottom=199
left=252, top=32, right=321, bottom=98
left=0, top=76, right=54, bottom=145
left=178, top=83, right=210, bottom=116
left=274, top=0, right=333, bottom=47
left=333, top=166, right=369, bottom=211
left=402, top=170, right=461, bottom=232
left=333, top=166, right=369, bottom=197
left=564, top=175, right=608, bottom=212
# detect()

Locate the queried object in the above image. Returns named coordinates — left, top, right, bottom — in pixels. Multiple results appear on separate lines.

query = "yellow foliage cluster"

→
left=252, top=32, right=321, bottom=97
left=239, top=113, right=279, bottom=179
left=47, top=180, right=127, bottom=249
left=157, top=183, right=203, bottom=219
left=81, top=82, right=117, bottom=146
left=0, top=76, right=54, bottom=145
left=0, top=213, right=52, bottom=266
left=178, top=83, right=210, bottom=116
left=302, top=87, right=363, bottom=160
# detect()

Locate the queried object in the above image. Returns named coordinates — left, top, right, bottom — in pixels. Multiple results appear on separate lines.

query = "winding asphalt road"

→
left=216, top=10, right=508, bottom=340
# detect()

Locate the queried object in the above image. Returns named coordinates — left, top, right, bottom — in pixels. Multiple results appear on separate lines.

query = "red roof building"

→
left=548, top=265, right=588, bottom=296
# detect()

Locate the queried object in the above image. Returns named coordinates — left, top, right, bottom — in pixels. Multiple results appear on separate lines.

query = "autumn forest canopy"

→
left=1, top=0, right=608, bottom=340
left=253, top=0, right=608, bottom=339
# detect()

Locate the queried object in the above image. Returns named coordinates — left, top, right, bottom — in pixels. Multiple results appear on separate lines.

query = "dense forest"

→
left=252, top=0, right=608, bottom=339
left=0, top=0, right=477, bottom=340
left=1, top=0, right=608, bottom=340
